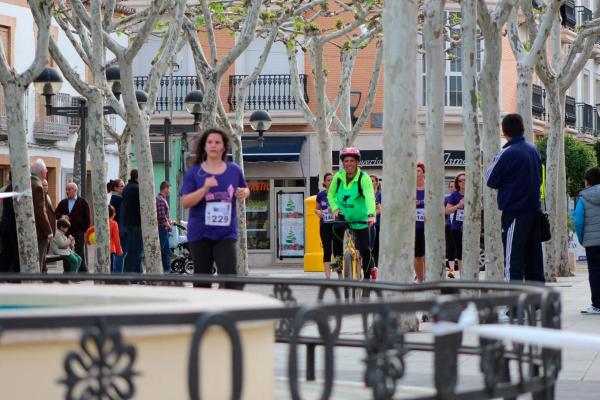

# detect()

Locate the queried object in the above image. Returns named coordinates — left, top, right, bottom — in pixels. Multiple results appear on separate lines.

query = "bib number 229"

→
left=205, top=202, right=232, bottom=226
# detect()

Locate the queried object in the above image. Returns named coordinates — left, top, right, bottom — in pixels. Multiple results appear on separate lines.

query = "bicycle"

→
left=328, top=218, right=372, bottom=300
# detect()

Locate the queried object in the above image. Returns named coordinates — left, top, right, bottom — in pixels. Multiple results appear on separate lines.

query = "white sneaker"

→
left=581, top=306, right=600, bottom=315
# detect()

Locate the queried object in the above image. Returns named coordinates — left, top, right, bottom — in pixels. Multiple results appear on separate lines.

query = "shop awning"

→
left=239, top=136, right=305, bottom=162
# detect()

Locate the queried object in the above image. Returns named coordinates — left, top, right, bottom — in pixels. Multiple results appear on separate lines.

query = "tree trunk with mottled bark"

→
left=460, top=0, right=482, bottom=281
left=477, top=0, right=513, bottom=281
left=3, top=86, right=39, bottom=272
left=423, top=0, right=446, bottom=281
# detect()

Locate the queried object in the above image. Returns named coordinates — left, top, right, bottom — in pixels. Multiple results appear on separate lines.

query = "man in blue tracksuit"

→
left=485, top=113, right=544, bottom=283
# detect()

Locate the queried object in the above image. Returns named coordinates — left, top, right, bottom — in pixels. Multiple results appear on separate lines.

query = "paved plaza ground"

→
left=249, top=262, right=600, bottom=400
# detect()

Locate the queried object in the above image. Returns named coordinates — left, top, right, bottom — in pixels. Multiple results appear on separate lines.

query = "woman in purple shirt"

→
left=315, top=173, right=333, bottom=278
left=445, top=173, right=465, bottom=278
left=181, top=128, right=250, bottom=288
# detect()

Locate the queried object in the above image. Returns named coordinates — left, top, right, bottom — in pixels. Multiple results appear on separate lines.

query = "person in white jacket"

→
left=50, top=218, right=81, bottom=273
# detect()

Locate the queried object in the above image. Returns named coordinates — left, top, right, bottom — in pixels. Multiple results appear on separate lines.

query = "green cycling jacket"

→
left=327, top=168, right=376, bottom=229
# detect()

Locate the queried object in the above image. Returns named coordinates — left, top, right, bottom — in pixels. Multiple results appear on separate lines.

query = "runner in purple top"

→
left=315, top=173, right=334, bottom=278
left=445, top=172, right=465, bottom=277
left=414, top=163, right=426, bottom=282
left=444, top=180, right=457, bottom=278
left=181, top=128, right=250, bottom=288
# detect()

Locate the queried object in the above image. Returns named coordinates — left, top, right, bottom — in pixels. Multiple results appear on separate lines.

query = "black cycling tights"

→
left=332, top=224, right=372, bottom=277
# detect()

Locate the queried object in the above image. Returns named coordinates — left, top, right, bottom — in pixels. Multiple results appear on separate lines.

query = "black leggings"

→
left=188, top=238, right=241, bottom=289
left=319, top=223, right=333, bottom=262
left=332, top=224, right=372, bottom=277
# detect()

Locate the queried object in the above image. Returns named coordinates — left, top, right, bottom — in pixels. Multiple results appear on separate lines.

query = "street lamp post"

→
left=249, top=110, right=272, bottom=147
left=33, top=66, right=125, bottom=196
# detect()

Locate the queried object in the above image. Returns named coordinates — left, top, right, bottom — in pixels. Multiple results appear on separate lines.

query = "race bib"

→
left=205, top=202, right=232, bottom=226
left=322, top=209, right=334, bottom=222
left=416, top=208, right=425, bottom=222
left=455, top=209, right=464, bottom=222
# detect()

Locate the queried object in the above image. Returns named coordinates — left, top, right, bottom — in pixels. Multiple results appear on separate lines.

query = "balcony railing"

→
left=33, top=92, right=73, bottom=141
left=228, top=74, right=309, bottom=111
left=133, top=75, right=200, bottom=112
left=561, top=1, right=577, bottom=30
left=532, top=84, right=546, bottom=120
left=576, top=102, right=594, bottom=134
left=594, top=108, right=600, bottom=136
left=576, top=5, right=593, bottom=25
left=565, top=95, right=577, bottom=127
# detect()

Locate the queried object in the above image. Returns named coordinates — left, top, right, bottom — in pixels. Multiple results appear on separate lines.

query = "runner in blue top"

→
left=445, top=173, right=465, bottom=278
left=414, top=163, right=426, bottom=282
left=181, top=128, right=250, bottom=288
left=315, top=173, right=334, bottom=278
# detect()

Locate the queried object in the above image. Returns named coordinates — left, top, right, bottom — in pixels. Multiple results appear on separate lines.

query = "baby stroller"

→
left=169, top=222, right=194, bottom=274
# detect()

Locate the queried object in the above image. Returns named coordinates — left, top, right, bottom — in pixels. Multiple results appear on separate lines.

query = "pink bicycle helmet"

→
left=340, top=147, right=361, bottom=161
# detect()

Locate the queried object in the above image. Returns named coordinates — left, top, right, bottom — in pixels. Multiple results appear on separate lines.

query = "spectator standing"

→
left=42, top=179, right=56, bottom=237
left=572, top=167, right=600, bottom=314
left=445, top=173, right=465, bottom=279
left=85, top=205, right=123, bottom=271
left=55, top=182, right=91, bottom=272
left=156, top=181, right=172, bottom=273
left=121, top=169, right=143, bottom=273
left=181, top=128, right=250, bottom=288
left=485, top=113, right=544, bottom=283
left=315, top=173, right=334, bottom=279
left=370, top=174, right=382, bottom=276
left=0, top=180, right=19, bottom=273
left=50, top=218, right=81, bottom=272
left=414, top=163, right=426, bottom=283
left=109, top=179, right=125, bottom=272
left=31, top=159, right=53, bottom=272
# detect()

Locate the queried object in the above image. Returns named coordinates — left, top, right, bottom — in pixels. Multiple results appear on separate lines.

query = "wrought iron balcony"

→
left=532, top=84, right=546, bottom=120
left=228, top=74, right=309, bottom=111
left=33, top=92, right=73, bottom=142
left=565, top=95, right=577, bottom=127
left=576, top=102, right=594, bottom=134
left=133, top=75, right=200, bottom=112
left=561, top=1, right=577, bottom=30
left=576, top=5, right=593, bottom=25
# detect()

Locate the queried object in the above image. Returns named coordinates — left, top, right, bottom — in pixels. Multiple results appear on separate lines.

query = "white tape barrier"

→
left=432, top=302, right=600, bottom=351
left=0, top=189, right=32, bottom=200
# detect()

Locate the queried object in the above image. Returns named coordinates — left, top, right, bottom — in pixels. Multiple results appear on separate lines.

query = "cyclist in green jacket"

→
left=327, top=147, right=377, bottom=278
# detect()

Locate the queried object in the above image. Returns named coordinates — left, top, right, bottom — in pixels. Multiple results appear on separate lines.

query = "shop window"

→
left=246, top=179, right=270, bottom=250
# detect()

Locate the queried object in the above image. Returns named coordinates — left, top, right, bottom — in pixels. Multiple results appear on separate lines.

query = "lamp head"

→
left=249, top=110, right=272, bottom=132
left=184, top=90, right=204, bottom=116
left=105, top=66, right=121, bottom=99
left=135, top=90, right=148, bottom=109
left=33, top=67, right=63, bottom=96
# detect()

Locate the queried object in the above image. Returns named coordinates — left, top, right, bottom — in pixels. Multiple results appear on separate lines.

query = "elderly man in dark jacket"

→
left=55, top=182, right=91, bottom=272
left=31, top=159, right=53, bottom=272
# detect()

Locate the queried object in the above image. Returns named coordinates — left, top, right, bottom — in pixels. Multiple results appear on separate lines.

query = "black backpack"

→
left=335, top=171, right=365, bottom=198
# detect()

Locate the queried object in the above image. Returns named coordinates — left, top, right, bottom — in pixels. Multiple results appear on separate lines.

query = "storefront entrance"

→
left=246, top=178, right=307, bottom=267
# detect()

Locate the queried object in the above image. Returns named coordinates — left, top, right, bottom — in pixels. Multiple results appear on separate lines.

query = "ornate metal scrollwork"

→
left=60, top=324, right=138, bottom=400
left=431, top=299, right=464, bottom=399
left=272, top=284, right=298, bottom=338
left=364, top=308, right=406, bottom=400
left=188, top=313, right=242, bottom=400
left=541, top=291, right=562, bottom=381
left=478, top=301, right=507, bottom=395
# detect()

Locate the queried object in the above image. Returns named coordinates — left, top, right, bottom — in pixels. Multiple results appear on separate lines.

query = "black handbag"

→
left=539, top=207, right=551, bottom=242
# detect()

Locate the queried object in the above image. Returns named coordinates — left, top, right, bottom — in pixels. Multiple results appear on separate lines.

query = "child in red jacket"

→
left=85, top=205, right=123, bottom=271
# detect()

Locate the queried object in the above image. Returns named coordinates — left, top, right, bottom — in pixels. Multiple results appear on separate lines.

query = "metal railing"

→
left=575, top=5, right=593, bottom=25
left=561, top=1, right=577, bottom=30
left=133, top=75, right=200, bottom=112
left=532, top=84, right=546, bottom=120
left=227, top=74, right=309, bottom=111
left=33, top=92, right=73, bottom=138
left=595, top=109, right=600, bottom=136
left=577, top=102, right=594, bottom=134
left=565, top=95, right=577, bottom=127
left=0, top=274, right=562, bottom=400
